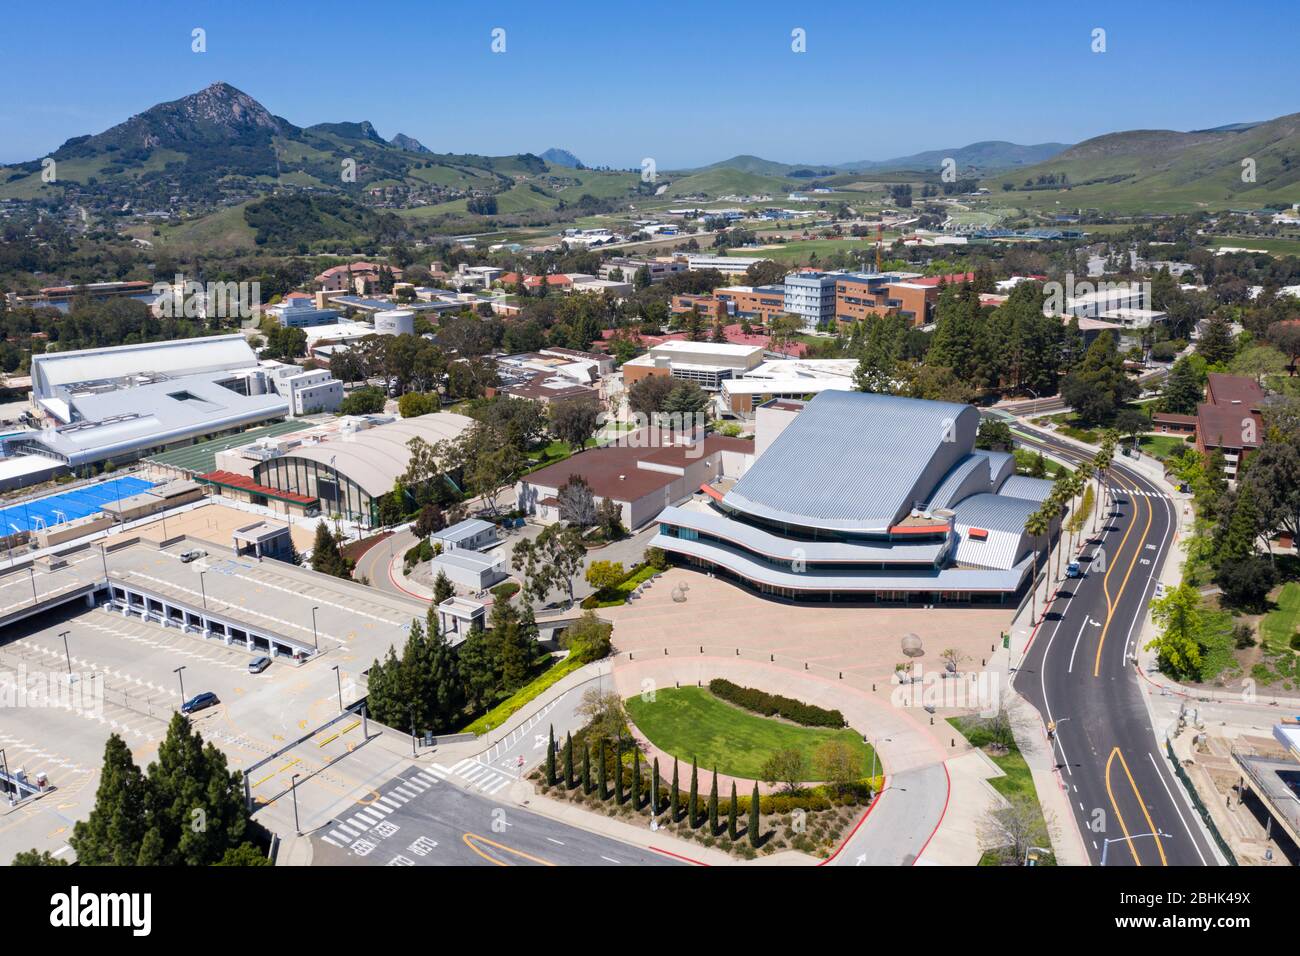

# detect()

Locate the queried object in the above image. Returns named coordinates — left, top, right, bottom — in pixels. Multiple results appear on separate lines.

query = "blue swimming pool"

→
left=0, top=476, right=156, bottom=534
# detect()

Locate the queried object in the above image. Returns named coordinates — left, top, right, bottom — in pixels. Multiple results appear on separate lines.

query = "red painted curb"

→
left=911, top=762, right=951, bottom=865
left=818, top=773, right=889, bottom=866
left=649, top=844, right=709, bottom=866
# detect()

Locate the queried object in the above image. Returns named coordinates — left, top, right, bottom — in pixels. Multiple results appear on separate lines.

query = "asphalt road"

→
left=1008, top=423, right=1218, bottom=867
left=310, top=765, right=681, bottom=867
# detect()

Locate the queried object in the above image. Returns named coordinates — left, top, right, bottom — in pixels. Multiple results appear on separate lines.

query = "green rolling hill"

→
left=987, top=113, right=1300, bottom=213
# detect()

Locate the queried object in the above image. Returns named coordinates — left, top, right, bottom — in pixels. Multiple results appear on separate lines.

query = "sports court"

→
left=0, top=475, right=154, bottom=533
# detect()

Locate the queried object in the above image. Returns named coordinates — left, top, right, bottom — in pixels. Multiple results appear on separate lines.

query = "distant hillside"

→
left=0, top=83, right=603, bottom=211
left=845, top=140, right=1071, bottom=173
left=987, top=112, right=1300, bottom=213
left=390, top=132, right=431, bottom=153
left=541, top=147, right=583, bottom=168
left=692, top=142, right=1071, bottom=179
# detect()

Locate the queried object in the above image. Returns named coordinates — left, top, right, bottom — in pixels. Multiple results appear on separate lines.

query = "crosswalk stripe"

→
left=337, top=824, right=358, bottom=837
left=322, top=834, right=341, bottom=847
left=347, top=816, right=371, bottom=831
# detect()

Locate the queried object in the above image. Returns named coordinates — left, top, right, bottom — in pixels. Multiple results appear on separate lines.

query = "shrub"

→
left=707, top=678, right=846, bottom=729
left=491, top=581, right=520, bottom=602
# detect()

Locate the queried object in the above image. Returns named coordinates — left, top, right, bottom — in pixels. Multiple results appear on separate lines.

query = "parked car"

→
left=179, top=549, right=206, bottom=563
left=181, top=691, right=219, bottom=715
left=247, top=656, right=271, bottom=674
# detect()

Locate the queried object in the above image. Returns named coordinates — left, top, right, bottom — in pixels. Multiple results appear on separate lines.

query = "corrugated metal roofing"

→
left=31, top=335, right=257, bottom=399
left=145, top=419, right=309, bottom=475
left=949, top=493, right=1039, bottom=571
left=723, top=390, right=979, bottom=532
left=275, top=413, right=473, bottom=497
left=997, top=474, right=1056, bottom=504
left=925, top=454, right=990, bottom=511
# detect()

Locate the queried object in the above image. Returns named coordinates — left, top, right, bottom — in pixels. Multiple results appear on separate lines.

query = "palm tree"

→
left=1046, top=485, right=1069, bottom=582
left=1065, top=469, right=1086, bottom=555
left=1024, top=507, right=1050, bottom=623
left=1091, top=446, right=1112, bottom=534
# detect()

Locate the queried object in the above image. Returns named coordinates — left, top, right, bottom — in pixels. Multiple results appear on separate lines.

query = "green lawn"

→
left=1139, top=434, right=1192, bottom=460
left=461, top=654, right=586, bottom=736
left=947, top=716, right=1054, bottom=866
left=624, top=686, right=873, bottom=781
left=1260, top=582, right=1300, bottom=654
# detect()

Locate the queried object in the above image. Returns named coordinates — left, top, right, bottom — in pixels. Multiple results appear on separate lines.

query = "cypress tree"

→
left=670, top=758, right=680, bottom=821
left=597, top=738, right=609, bottom=800
left=614, top=737, right=626, bottom=805
left=728, top=782, right=739, bottom=840
left=582, top=741, right=592, bottom=795
left=563, top=732, right=574, bottom=789
left=632, top=748, right=642, bottom=809
left=652, top=758, right=661, bottom=816
left=545, top=724, right=557, bottom=786
left=749, top=781, right=761, bottom=847
left=708, top=766, right=719, bottom=835
left=688, top=758, right=699, bottom=828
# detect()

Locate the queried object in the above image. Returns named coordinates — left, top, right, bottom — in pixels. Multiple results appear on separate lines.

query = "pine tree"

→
left=708, top=766, right=719, bottom=835
left=632, top=748, right=642, bottom=809
left=69, top=734, right=148, bottom=865
left=614, top=737, right=625, bottom=805
left=670, top=758, right=680, bottom=821
left=688, top=758, right=699, bottom=828
left=728, top=782, right=739, bottom=840
left=597, top=738, right=609, bottom=800
left=563, top=732, right=574, bottom=789
left=749, top=781, right=761, bottom=847
left=582, top=741, right=592, bottom=795
left=1161, top=356, right=1203, bottom=415
left=432, top=570, right=455, bottom=605
left=545, top=725, right=557, bottom=786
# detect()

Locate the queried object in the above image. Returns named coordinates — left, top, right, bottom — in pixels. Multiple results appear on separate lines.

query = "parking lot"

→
left=0, top=534, right=435, bottom=862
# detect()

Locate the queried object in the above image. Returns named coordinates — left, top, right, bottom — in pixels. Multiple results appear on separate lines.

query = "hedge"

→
left=707, top=678, right=846, bottom=729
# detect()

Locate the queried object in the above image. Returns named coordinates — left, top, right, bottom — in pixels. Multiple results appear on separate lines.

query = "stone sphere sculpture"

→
left=901, top=632, right=924, bottom=658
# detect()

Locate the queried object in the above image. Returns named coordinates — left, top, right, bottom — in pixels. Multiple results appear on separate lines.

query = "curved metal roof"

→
left=722, top=390, right=980, bottom=533
left=276, top=413, right=472, bottom=497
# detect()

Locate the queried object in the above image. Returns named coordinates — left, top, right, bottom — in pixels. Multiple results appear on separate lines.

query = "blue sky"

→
left=2, top=0, right=1296, bottom=168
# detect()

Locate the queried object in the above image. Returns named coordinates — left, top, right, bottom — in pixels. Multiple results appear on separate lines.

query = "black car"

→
left=181, top=691, right=219, bottom=715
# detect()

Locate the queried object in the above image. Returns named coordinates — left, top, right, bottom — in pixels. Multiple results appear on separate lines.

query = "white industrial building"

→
left=11, top=336, right=341, bottom=470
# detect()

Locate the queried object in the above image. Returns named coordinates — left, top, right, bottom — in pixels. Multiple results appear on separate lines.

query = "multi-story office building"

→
left=783, top=272, right=840, bottom=329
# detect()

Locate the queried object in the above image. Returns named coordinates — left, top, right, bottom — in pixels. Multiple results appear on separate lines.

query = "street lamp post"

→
left=58, top=630, right=72, bottom=677
left=0, top=747, right=11, bottom=805
left=1100, top=831, right=1169, bottom=866
left=28, top=566, right=37, bottom=604
left=198, top=570, right=208, bottom=610
left=331, top=665, right=343, bottom=712
left=311, top=606, right=319, bottom=651
left=291, top=773, right=302, bottom=836
left=173, top=666, right=187, bottom=707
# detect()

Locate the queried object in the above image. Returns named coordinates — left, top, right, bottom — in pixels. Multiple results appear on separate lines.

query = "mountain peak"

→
left=391, top=132, right=431, bottom=153
left=541, top=147, right=583, bottom=168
